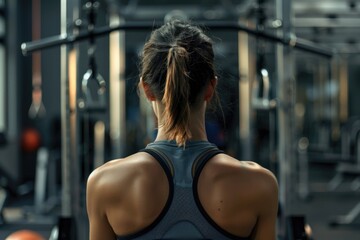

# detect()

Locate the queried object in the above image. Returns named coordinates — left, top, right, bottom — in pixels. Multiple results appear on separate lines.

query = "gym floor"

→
left=0, top=162, right=359, bottom=239
left=290, top=162, right=360, bottom=240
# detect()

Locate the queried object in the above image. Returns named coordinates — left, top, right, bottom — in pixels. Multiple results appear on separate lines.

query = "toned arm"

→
left=86, top=166, right=117, bottom=240
left=252, top=168, right=279, bottom=240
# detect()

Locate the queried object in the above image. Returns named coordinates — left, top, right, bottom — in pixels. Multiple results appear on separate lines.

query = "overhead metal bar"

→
left=294, top=18, right=360, bottom=28
left=293, top=0, right=357, bottom=15
left=21, top=20, right=334, bottom=58
left=295, top=28, right=360, bottom=41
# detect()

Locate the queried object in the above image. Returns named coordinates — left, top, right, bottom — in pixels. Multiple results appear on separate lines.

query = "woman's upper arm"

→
left=86, top=170, right=117, bottom=240
left=253, top=169, right=279, bottom=240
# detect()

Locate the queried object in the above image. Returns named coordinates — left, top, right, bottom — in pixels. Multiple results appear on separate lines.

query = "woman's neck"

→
left=154, top=102, right=208, bottom=142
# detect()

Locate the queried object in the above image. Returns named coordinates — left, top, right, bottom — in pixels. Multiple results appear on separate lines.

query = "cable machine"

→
left=20, top=0, right=334, bottom=239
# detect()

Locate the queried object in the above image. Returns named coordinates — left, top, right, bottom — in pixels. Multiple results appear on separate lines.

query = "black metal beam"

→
left=21, top=20, right=334, bottom=58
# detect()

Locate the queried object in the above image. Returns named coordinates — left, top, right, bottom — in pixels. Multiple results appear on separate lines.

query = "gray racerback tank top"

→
left=116, top=141, right=252, bottom=240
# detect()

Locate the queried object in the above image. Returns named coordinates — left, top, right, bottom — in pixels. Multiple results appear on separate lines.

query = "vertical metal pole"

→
left=69, top=46, right=81, bottom=238
left=338, top=58, right=348, bottom=123
left=0, top=1, right=4, bottom=133
left=317, top=61, right=326, bottom=122
left=60, top=0, right=80, bottom=239
left=7, top=0, right=18, bottom=139
left=317, top=61, right=328, bottom=148
left=0, top=0, right=20, bottom=183
left=60, top=0, right=71, bottom=220
left=94, top=121, right=105, bottom=168
left=330, top=56, right=340, bottom=142
left=109, top=10, right=126, bottom=158
left=298, top=137, right=309, bottom=200
left=276, top=0, right=296, bottom=236
left=238, top=19, right=252, bottom=160
left=0, top=64, right=4, bottom=132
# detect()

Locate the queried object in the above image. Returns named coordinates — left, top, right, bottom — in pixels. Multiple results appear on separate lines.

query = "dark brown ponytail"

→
left=162, top=46, right=191, bottom=146
left=140, top=20, right=216, bottom=146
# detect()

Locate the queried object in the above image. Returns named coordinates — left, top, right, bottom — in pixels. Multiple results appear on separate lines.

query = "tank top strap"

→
left=192, top=147, right=224, bottom=178
left=139, top=147, right=175, bottom=177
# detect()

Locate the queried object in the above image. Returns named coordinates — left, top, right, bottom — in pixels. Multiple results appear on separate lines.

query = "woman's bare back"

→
left=87, top=152, right=278, bottom=240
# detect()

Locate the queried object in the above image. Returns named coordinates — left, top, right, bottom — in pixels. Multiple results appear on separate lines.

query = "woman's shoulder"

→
left=87, top=152, right=167, bottom=197
left=203, top=153, right=278, bottom=195
left=86, top=152, right=170, bottom=236
left=197, top=154, right=278, bottom=237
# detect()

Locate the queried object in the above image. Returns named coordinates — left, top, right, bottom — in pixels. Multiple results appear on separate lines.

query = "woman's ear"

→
left=140, top=78, right=156, bottom=101
left=204, top=77, right=217, bottom=102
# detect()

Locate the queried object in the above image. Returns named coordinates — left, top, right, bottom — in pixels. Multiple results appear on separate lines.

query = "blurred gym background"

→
left=0, top=0, right=360, bottom=239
